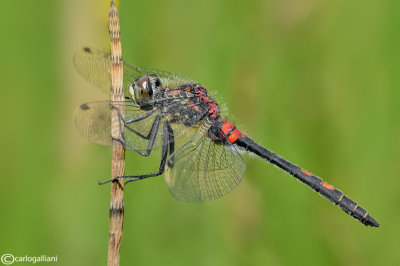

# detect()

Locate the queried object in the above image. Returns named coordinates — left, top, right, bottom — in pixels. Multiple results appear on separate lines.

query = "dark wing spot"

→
left=83, top=47, right=91, bottom=53
left=80, top=103, right=90, bottom=110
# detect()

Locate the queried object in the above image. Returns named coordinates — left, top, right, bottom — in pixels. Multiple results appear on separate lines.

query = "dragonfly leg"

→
left=99, top=121, right=170, bottom=185
left=167, top=123, right=175, bottom=168
left=112, top=115, right=161, bottom=157
left=113, top=105, right=156, bottom=140
left=124, top=109, right=155, bottom=124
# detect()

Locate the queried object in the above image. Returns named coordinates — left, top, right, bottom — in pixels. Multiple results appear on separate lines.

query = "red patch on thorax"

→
left=208, top=103, right=217, bottom=118
left=186, top=100, right=201, bottom=113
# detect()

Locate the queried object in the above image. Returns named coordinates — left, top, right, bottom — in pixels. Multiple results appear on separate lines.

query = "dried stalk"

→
left=108, top=2, right=125, bottom=266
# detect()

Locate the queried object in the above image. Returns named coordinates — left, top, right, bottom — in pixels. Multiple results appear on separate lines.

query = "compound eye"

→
left=131, top=75, right=154, bottom=102
left=144, top=79, right=153, bottom=97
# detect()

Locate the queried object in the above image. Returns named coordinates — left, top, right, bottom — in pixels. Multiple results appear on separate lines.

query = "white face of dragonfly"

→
left=129, top=74, right=161, bottom=104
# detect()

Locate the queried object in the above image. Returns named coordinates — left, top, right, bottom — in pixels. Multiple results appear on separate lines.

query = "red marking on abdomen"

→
left=321, top=181, right=335, bottom=190
left=300, top=169, right=312, bottom=176
left=220, top=121, right=244, bottom=143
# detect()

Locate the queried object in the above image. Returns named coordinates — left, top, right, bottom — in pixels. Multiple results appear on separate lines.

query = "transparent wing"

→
left=73, top=48, right=111, bottom=93
left=74, top=100, right=199, bottom=153
left=165, top=120, right=246, bottom=202
left=73, top=47, right=193, bottom=96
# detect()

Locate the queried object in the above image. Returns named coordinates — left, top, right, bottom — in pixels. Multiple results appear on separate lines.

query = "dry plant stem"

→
left=108, top=2, right=125, bottom=266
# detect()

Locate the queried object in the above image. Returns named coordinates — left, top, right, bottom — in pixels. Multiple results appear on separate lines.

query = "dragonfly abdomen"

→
left=234, top=135, right=379, bottom=227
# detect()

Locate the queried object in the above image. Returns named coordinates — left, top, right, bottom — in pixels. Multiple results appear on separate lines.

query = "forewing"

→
left=165, top=123, right=246, bottom=202
left=73, top=48, right=111, bottom=94
left=73, top=47, right=193, bottom=96
left=74, top=100, right=200, bottom=154
left=74, top=101, right=112, bottom=146
left=74, top=101, right=150, bottom=147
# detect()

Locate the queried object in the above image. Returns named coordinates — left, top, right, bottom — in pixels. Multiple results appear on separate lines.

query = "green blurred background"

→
left=0, top=0, right=399, bottom=265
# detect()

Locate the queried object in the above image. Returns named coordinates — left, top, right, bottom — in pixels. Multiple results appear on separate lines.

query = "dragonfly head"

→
left=129, top=74, right=161, bottom=104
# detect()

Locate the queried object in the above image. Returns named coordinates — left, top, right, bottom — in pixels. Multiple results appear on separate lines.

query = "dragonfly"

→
left=74, top=47, right=379, bottom=227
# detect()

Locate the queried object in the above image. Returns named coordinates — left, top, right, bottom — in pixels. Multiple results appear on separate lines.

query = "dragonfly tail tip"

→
left=364, top=215, right=380, bottom=227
